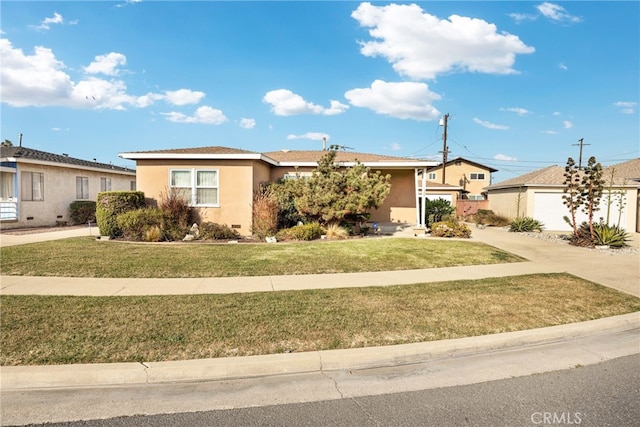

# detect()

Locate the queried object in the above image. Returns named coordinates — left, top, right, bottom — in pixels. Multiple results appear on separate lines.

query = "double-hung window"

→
left=100, top=177, right=112, bottom=191
left=469, top=172, right=486, bottom=181
left=76, top=176, right=89, bottom=199
left=21, top=172, right=44, bottom=201
left=427, top=172, right=437, bottom=180
left=170, top=169, right=219, bottom=206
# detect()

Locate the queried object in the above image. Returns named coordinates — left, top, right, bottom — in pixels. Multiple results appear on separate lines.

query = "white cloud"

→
left=553, top=111, right=561, bottom=116
left=287, top=132, right=329, bottom=141
left=345, top=80, right=441, bottom=121
left=563, top=120, right=573, bottom=129
left=558, top=62, right=568, bottom=71
left=116, top=0, right=143, bottom=8
left=494, top=154, right=517, bottom=161
left=163, top=89, right=205, bottom=105
left=501, top=107, right=530, bottom=116
left=83, top=52, right=127, bottom=76
left=263, top=89, right=348, bottom=116
left=351, top=2, right=534, bottom=80
left=32, top=12, right=64, bottom=30
left=390, top=142, right=402, bottom=151
left=543, top=130, right=559, bottom=135
left=473, top=118, right=509, bottom=130
left=239, top=118, right=256, bottom=129
left=614, top=101, right=637, bottom=115
left=509, top=13, right=536, bottom=23
left=161, top=106, right=227, bottom=124
left=536, top=2, right=582, bottom=23
left=0, top=38, right=206, bottom=111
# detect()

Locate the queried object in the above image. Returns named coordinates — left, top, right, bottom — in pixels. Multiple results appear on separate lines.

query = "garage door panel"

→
left=533, top=192, right=627, bottom=231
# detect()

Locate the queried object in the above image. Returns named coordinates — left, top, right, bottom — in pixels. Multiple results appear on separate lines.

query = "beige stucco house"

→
left=425, top=157, right=497, bottom=200
left=119, top=146, right=438, bottom=235
left=485, top=158, right=640, bottom=233
left=1, top=145, right=136, bottom=229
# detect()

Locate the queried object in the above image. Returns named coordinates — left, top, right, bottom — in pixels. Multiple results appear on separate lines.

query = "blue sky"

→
left=1, top=1, right=638, bottom=183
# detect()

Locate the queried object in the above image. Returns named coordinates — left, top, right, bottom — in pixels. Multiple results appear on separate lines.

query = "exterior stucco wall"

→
left=486, top=188, right=527, bottom=219
left=2, top=162, right=135, bottom=229
left=371, top=168, right=415, bottom=224
left=135, top=159, right=257, bottom=235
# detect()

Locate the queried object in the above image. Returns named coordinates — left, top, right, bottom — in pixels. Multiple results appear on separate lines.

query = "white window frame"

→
left=468, top=194, right=485, bottom=200
left=169, top=169, right=219, bottom=207
left=284, top=171, right=313, bottom=180
left=21, top=172, right=44, bottom=201
left=427, top=172, right=437, bottom=180
left=100, top=177, right=112, bottom=191
left=469, top=172, right=486, bottom=181
left=76, top=176, right=89, bottom=199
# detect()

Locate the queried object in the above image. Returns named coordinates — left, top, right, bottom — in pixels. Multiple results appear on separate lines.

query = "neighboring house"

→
left=119, top=146, right=438, bottom=235
left=426, top=157, right=497, bottom=200
left=1, top=145, right=136, bottom=229
left=484, top=159, right=640, bottom=233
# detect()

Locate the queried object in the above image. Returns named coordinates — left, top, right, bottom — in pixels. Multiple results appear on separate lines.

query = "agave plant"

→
left=509, top=216, right=544, bottom=233
left=592, top=222, right=629, bottom=248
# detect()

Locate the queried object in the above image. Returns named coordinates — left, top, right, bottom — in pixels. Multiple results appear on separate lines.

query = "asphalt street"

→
left=16, top=354, right=640, bottom=427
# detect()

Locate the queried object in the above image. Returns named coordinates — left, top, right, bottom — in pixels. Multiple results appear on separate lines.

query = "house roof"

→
left=1, top=145, right=135, bottom=174
left=120, top=146, right=437, bottom=168
left=602, top=158, right=640, bottom=181
left=427, top=157, right=498, bottom=173
left=486, top=160, right=640, bottom=191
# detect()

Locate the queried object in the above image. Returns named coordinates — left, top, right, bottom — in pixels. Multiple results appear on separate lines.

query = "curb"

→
left=2, top=312, right=638, bottom=391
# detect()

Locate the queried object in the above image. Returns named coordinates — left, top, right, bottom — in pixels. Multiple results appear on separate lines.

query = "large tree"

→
left=280, top=149, right=392, bottom=225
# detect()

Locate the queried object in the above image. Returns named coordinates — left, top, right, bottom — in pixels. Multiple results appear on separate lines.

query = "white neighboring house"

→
left=484, top=158, right=640, bottom=233
left=1, top=145, right=136, bottom=229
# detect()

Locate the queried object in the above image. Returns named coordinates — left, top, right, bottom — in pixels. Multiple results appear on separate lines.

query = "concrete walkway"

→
left=1, top=225, right=638, bottom=396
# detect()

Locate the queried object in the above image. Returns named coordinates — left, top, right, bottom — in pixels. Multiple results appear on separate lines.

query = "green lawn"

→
left=0, top=237, right=523, bottom=278
left=2, top=273, right=639, bottom=366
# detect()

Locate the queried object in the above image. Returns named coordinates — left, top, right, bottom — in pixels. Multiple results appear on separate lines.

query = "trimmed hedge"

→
left=69, top=201, right=96, bottom=225
left=96, top=191, right=145, bottom=238
left=276, top=222, right=324, bottom=241
left=116, top=208, right=164, bottom=241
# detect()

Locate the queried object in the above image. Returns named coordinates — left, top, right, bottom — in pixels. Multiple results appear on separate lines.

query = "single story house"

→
left=119, top=146, right=440, bottom=235
left=1, top=145, right=136, bottom=229
left=484, top=158, right=640, bottom=233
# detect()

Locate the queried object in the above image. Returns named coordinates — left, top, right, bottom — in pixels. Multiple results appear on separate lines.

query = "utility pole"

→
left=439, top=113, right=450, bottom=184
left=572, top=138, right=590, bottom=169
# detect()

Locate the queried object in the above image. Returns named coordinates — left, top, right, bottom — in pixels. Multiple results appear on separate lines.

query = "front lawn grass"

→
left=0, top=237, right=523, bottom=278
left=2, top=273, right=639, bottom=366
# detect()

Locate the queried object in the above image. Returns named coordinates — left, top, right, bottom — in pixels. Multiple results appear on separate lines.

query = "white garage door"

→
left=533, top=192, right=627, bottom=231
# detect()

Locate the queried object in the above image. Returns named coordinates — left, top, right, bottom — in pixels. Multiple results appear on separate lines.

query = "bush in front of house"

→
left=509, top=216, right=544, bottom=233
left=69, top=201, right=96, bottom=225
left=430, top=219, right=472, bottom=238
left=200, top=222, right=240, bottom=240
left=424, top=198, right=455, bottom=227
left=116, top=208, right=164, bottom=242
left=473, top=209, right=511, bottom=227
left=275, top=222, right=325, bottom=241
left=96, top=191, right=146, bottom=238
left=252, top=186, right=279, bottom=239
left=158, top=189, right=193, bottom=241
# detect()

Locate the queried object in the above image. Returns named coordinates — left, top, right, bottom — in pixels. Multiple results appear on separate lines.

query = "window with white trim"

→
left=284, top=172, right=313, bottom=180
left=170, top=169, right=219, bottom=206
left=100, top=177, right=112, bottom=191
left=21, top=172, right=44, bottom=201
left=427, top=172, right=437, bottom=180
left=76, top=176, right=89, bottom=199
left=468, top=194, right=485, bottom=200
left=469, top=172, right=486, bottom=180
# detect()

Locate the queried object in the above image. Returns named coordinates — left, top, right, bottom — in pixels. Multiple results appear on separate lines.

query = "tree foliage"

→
left=273, top=149, right=392, bottom=225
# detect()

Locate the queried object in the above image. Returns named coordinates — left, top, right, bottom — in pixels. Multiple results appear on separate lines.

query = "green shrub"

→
left=96, top=191, right=146, bottom=238
left=276, top=222, right=325, bottom=241
left=430, top=220, right=471, bottom=238
left=158, top=189, right=193, bottom=241
left=116, top=208, right=164, bottom=241
left=592, top=222, right=629, bottom=248
left=69, top=201, right=96, bottom=225
left=424, top=198, right=455, bottom=226
left=200, top=222, right=240, bottom=240
left=509, top=216, right=544, bottom=233
left=473, top=209, right=511, bottom=227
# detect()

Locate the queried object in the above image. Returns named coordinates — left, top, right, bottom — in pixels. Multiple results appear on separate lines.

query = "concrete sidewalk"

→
left=0, top=225, right=638, bottom=400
